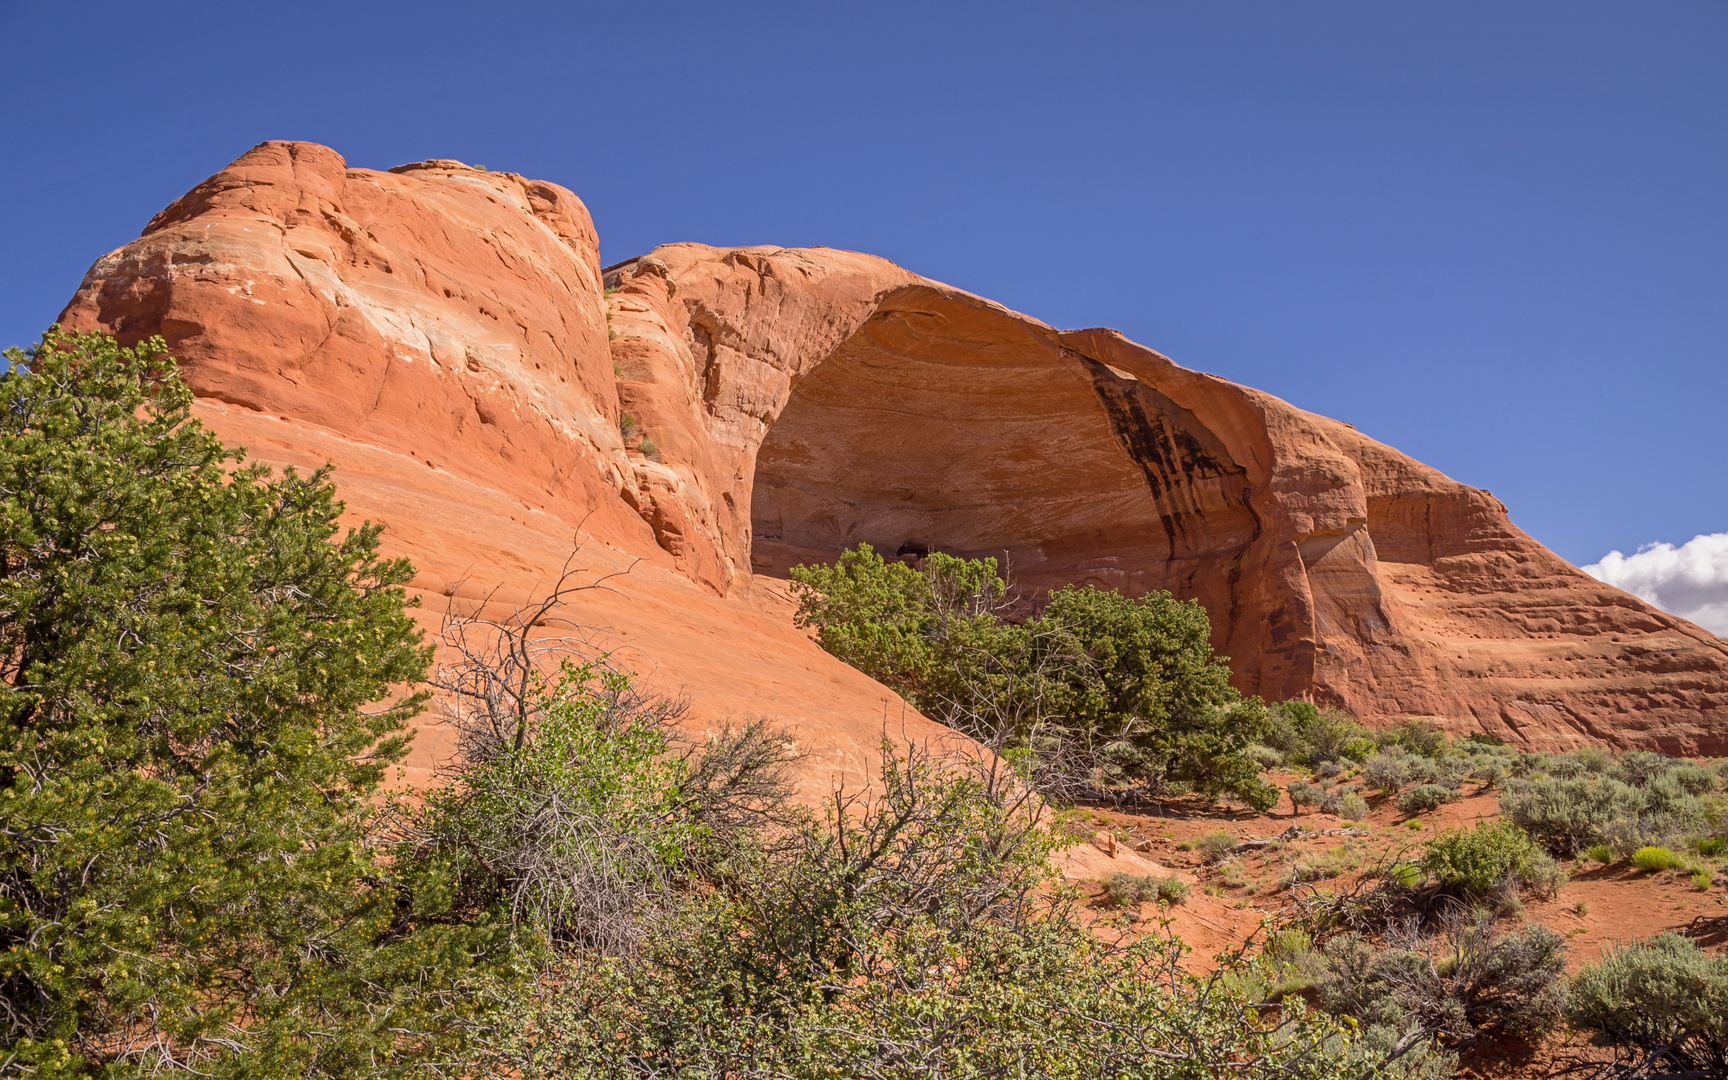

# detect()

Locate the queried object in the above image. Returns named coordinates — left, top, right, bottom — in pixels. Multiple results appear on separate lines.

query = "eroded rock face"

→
left=59, top=141, right=1728, bottom=762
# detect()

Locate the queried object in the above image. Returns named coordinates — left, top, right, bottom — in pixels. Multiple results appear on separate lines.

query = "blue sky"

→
left=2, top=1, right=1722, bottom=574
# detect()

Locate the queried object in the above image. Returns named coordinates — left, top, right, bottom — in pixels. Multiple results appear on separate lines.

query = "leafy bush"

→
left=1262, top=701, right=1372, bottom=767
left=1631, top=846, right=1682, bottom=872
left=1340, top=793, right=1370, bottom=820
left=1378, top=719, right=1448, bottom=759
left=1699, top=836, right=1727, bottom=857
left=637, top=435, right=659, bottom=458
left=424, top=662, right=792, bottom=953
left=1670, top=762, right=1721, bottom=795
left=1522, top=850, right=1568, bottom=898
left=1566, top=934, right=1728, bottom=1077
left=0, top=331, right=509, bottom=1075
left=1340, top=736, right=1377, bottom=763
left=1397, top=784, right=1461, bottom=815
left=1585, top=843, right=1615, bottom=864
left=791, top=544, right=1277, bottom=806
left=1423, top=820, right=1539, bottom=895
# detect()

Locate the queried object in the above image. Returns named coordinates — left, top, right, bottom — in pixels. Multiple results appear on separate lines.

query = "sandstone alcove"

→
left=748, top=286, right=1264, bottom=612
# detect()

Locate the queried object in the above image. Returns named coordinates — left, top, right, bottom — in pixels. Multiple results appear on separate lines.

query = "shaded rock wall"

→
left=59, top=141, right=1728, bottom=763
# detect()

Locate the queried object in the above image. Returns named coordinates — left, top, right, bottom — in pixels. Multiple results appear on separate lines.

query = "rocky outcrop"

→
left=59, top=141, right=1728, bottom=764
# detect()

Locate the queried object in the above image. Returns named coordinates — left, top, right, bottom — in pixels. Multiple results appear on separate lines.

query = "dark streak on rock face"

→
left=1075, top=351, right=1253, bottom=557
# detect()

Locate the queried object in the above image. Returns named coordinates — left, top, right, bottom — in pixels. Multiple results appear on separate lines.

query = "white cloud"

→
left=1582, top=532, right=1728, bottom=636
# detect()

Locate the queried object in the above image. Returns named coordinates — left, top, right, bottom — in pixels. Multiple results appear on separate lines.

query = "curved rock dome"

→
left=57, top=141, right=1728, bottom=772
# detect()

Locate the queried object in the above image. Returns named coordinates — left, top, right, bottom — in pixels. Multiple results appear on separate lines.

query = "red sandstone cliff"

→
left=58, top=141, right=1728, bottom=769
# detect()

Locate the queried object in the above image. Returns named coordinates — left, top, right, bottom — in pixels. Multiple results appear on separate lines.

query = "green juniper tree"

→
left=0, top=330, right=511, bottom=1077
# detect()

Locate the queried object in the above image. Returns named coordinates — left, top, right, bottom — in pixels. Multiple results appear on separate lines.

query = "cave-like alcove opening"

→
left=748, top=288, right=1261, bottom=611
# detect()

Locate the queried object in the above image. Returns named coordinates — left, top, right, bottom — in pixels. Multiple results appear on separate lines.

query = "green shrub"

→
left=791, top=545, right=1276, bottom=807
left=638, top=435, right=660, bottom=458
left=1566, top=934, right=1728, bottom=1077
left=1339, top=736, right=1377, bottom=763
left=1692, top=869, right=1713, bottom=890
left=1521, top=850, right=1568, bottom=898
left=1397, top=784, right=1460, bottom=815
left=1570, top=745, right=1616, bottom=775
left=0, top=331, right=509, bottom=1075
left=1671, top=762, right=1721, bottom=795
left=1284, top=855, right=1348, bottom=885
left=1699, top=836, right=1727, bottom=857
left=619, top=412, right=638, bottom=436
left=1385, top=861, right=1425, bottom=888
left=1631, top=846, right=1682, bottom=872
left=1585, top=843, right=1615, bottom=864
left=1423, top=820, right=1539, bottom=895
left=1264, top=701, right=1372, bottom=766
left=1472, top=761, right=1506, bottom=788
left=1379, top=719, right=1447, bottom=759
left=1340, top=793, right=1370, bottom=820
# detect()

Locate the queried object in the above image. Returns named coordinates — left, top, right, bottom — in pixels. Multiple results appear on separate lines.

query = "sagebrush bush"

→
left=1309, top=917, right=1567, bottom=1049
left=1397, top=784, right=1460, bottom=815
left=1262, top=701, right=1373, bottom=768
left=1498, top=773, right=1648, bottom=856
left=1288, top=780, right=1325, bottom=813
left=1102, top=871, right=1190, bottom=907
left=1195, top=831, right=1238, bottom=862
left=1340, top=736, right=1377, bottom=763
left=1566, top=934, right=1728, bottom=1077
left=1499, top=766, right=1721, bottom=857
left=1362, top=752, right=1410, bottom=793
left=1340, top=793, right=1370, bottom=820
left=1245, top=742, right=1284, bottom=769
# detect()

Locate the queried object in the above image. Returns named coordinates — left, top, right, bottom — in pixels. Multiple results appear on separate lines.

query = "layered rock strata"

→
left=59, top=141, right=1728, bottom=765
